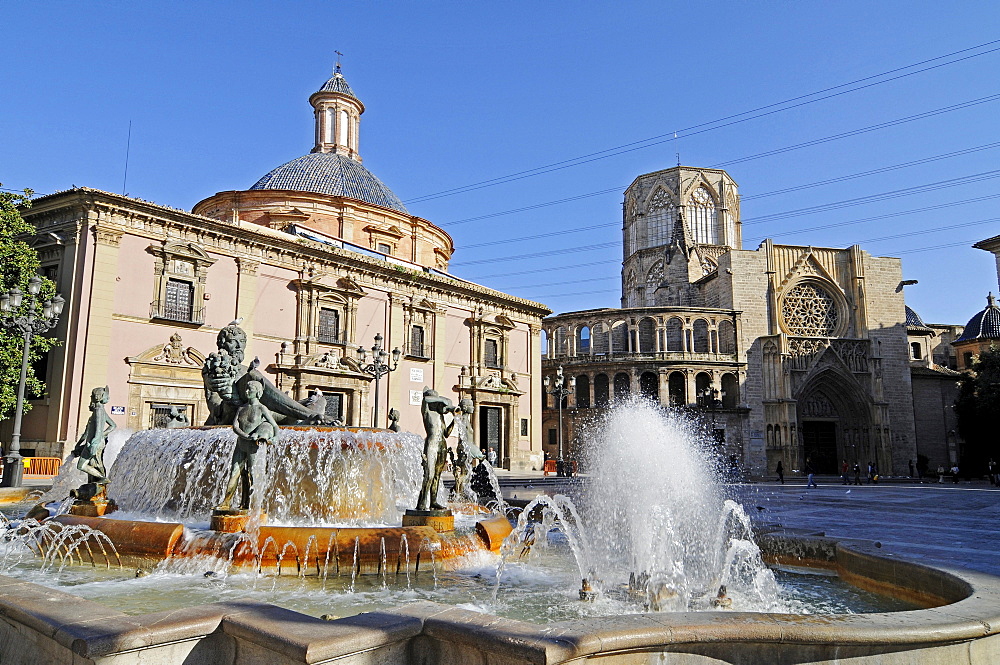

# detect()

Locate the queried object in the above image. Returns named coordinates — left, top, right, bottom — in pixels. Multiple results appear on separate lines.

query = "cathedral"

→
left=542, top=165, right=940, bottom=478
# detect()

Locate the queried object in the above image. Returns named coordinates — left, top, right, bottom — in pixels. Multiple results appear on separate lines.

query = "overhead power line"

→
left=741, top=168, right=1000, bottom=225
left=452, top=173, right=1000, bottom=268
left=405, top=39, right=1000, bottom=204
left=744, top=193, right=1000, bottom=245
left=443, top=137, right=1000, bottom=229
left=480, top=216, right=1000, bottom=298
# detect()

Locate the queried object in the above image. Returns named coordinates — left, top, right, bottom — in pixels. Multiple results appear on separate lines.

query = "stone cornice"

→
left=23, top=188, right=551, bottom=319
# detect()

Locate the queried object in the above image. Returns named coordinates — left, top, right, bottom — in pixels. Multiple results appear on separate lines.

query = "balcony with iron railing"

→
left=150, top=301, right=205, bottom=325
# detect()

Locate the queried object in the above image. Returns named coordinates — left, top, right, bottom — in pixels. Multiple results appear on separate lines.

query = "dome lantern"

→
left=309, top=63, right=364, bottom=161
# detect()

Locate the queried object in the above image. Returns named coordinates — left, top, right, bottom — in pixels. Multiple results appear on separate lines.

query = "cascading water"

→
left=107, top=427, right=424, bottom=525
left=498, top=398, right=783, bottom=612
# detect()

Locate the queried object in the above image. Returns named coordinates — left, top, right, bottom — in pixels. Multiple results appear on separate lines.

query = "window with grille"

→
left=318, top=308, right=342, bottom=344
left=410, top=325, right=427, bottom=357
left=485, top=338, right=501, bottom=368
left=164, top=278, right=194, bottom=321
left=520, top=418, right=529, bottom=437
left=323, top=392, right=345, bottom=422
left=149, top=403, right=189, bottom=428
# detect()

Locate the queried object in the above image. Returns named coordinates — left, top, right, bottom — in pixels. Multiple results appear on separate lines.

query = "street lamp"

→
left=356, top=333, right=401, bottom=428
left=544, top=365, right=575, bottom=474
left=0, top=276, right=64, bottom=487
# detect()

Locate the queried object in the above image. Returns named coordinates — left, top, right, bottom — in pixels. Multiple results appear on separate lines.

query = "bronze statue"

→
left=202, top=323, right=333, bottom=426
left=164, top=405, right=190, bottom=428
left=72, top=386, right=116, bottom=484
left=450, top=398, right=483, bottom=500
left=218, top=380, right=278, bottom=511
left=416, top=388, right=457, bottom=511
left=388, top=408, right=401, bottom=433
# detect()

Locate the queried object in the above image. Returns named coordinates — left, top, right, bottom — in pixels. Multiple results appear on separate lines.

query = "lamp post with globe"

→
left=544, top=365, right=575, bottom=476
left=356, top=333, right=401, bottom=428
left=0, top=276, right=64, bottom=487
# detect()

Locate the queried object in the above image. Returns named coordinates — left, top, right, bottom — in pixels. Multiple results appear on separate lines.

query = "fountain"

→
left=3, top=376, right=1000, bottom=663
left=17, top=323, right=512, bottom=578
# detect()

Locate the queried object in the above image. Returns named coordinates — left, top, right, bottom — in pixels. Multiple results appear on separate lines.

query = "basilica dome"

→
left=250, top=152, right=408, bottom=214
left=955, top=294, right=1000, bottom=342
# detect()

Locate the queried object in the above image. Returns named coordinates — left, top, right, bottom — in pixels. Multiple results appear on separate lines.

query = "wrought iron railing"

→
left=150, top=301, right=205, bottom=325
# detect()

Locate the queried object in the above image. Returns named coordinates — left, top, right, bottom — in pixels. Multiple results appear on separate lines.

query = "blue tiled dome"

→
left=250, top=153, right=408, bottom=214
left=317, top=71, right=357, bottom=99
left=956, top=294, right=1000, bottom=342
left=905, top=306, right=932, bottom=331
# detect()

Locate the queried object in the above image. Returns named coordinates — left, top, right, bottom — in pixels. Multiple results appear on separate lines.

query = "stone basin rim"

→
left=3, top=531, right=1000, bottom=664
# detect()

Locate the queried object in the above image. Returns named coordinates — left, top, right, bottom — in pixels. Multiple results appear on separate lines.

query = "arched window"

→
left=338, top=109, right=349, bottom=146
left=614, top=373, right=631, bottom=400
left=646, top=261, right=664, bottom=306
left=594, top=374, right=610, bottom=407
left=693, top=319, right=710, bottom=353
left=575, top=375, right=590, bottom=408
left=540, top=329, right=549, bottom=357
left=665, top=318, right=684, bottom=352
left=688, top=186, right=718, bottom=245
left=640, top=371, right=659, bottom=400
left=578, top=326, right=591, bottom=354
left=612, top=322, right=629, bottom=354
left=910, top=341, right=922, bottom=360
left=554, top=326, right=568, bottom=356
left=592, top=323, right=609, bottom=354
left=646, top=190, right=675, bottom=247
left=695, top=372, right=712, bottom=404
left=718, top=320, right=736, bottom=355
left=668, top=371, right=686, bottom=406
left=637, top=318, right=656, bottom=353
left=624, top=271, right=638, bottom=307
left=721, top=373, right=739, bottom=408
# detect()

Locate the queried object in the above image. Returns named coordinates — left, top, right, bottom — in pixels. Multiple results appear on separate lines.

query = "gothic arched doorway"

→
left=795, top=368, right=875, bottom=475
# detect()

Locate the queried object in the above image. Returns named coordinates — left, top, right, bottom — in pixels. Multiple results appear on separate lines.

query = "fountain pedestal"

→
left=68, top=483, right=117, bottom=517
left=211, top=509, right=267, bottom=533
left=402, top=509, right=454, bottom=533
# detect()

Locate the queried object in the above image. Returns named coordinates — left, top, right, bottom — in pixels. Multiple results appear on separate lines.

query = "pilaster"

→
left=78, top=224, right=122, bottom=435
left=235, top=257, right=259, bottom=340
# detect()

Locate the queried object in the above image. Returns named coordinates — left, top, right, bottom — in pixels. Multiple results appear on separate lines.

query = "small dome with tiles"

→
left=956, top=294, right=1000, bottom=342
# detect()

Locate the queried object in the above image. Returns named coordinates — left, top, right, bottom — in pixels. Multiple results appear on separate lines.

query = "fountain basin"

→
left=44, top=513, right=512, bottom=575
left=1, top=531, right=999, bottom=664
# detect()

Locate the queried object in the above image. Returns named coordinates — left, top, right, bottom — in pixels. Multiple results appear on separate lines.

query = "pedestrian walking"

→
left=951, top=464, right=960, bottom=484
left=841, top=460, right=849, bottom=485
left=989, top=458, right=997, bottom=486
left=776, top=460, right=784, bottom=485
left=805, top=458, right=818, bottom=488
left=867, top=462, right=875, bottom=484
left=852, top=462, right=862, bottom=485
left=908, top=459, right=914, bottom=478
left=937, top=465, right=945, bottom=483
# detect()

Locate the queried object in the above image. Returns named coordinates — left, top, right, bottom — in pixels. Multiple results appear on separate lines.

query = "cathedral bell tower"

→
left=309, top=63, right=364, bottom=162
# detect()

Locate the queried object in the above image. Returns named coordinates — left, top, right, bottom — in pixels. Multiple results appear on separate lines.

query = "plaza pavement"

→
left=488, top=470, right=1000, bottom=578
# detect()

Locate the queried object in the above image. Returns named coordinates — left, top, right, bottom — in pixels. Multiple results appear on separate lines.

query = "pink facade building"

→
left=8, top=66, right=550, bottom=470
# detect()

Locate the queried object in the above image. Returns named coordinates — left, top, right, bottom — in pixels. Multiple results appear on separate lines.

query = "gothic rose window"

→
left=781, top=282, right=840, bottom=337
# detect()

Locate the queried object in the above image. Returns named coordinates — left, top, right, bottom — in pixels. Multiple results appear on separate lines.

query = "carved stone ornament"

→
left=153, top=333, right=199, bottom=365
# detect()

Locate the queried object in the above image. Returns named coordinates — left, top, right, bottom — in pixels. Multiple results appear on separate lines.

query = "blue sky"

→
left=3, top=1, right=1000, bottom=325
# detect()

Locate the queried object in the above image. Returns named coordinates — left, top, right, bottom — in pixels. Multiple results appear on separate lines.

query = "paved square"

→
left=736, top=482, right=1000, bottom=576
